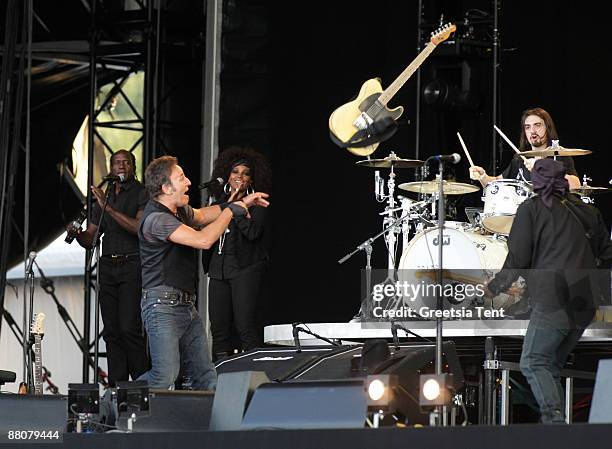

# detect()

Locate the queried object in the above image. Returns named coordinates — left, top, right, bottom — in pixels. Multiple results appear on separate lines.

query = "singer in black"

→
left=69, top=149, right=149, bottom=386
left=470, top=108, right=580, bottom=189
left=203, top=146, right=272, bottom=360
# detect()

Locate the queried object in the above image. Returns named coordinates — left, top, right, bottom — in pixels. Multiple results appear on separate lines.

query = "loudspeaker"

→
left=589, top=358, right=612, bottom=423
left=215, top=346, right=353, bottom=381
left=209, top=370, right=270, bottom=431
left=0, top=395, right=67, bottom=432
left=241, top=380, right=367, bottom=430
left=116, top=390, right=214, bottom=432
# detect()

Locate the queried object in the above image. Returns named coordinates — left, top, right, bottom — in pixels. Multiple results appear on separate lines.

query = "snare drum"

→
left=481, top=179, right=532, bottom=235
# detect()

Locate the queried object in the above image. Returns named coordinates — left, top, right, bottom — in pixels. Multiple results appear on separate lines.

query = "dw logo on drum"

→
left=432, top=235, right=451, bottom=246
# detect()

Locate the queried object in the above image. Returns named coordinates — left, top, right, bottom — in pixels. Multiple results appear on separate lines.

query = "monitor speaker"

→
left=115, top=389, right=214, bottom=432
left=209, top=370, right=270, bottom=431
left=588, top=358, right=612, bottom=423
left=0, top=395, right=67, bottom=432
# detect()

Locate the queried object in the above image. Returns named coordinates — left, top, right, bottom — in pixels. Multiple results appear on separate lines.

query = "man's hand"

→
left=523, top=157, right=538, bottom=171
left=91, top=185, right=108, bottom=209
left=469, top=166, right=486, bottom=181
left=241, top=192, right=270, bottom=208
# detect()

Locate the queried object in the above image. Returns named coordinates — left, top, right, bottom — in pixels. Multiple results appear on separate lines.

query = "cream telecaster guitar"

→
left=329, top=23, right=456, bottom=156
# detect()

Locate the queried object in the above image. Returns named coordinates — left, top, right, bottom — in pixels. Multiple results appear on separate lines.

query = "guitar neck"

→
left=378, top=42, right=437, bottom=106
left=34, top=335, right=43, bottom=395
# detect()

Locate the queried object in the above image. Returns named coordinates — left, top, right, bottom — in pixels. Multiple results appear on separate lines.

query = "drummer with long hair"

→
left=203, top=146, right=272, bottom=360
left=469, top=108, right=580, bottom=189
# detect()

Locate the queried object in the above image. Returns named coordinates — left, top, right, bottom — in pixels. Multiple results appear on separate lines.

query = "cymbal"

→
left=518, top=146, right=592, bottom=158
left=398, top=180, right=480, bottom=195
left=570, top=185, right=610, bottom=195
left=356, top=155, right=424, bottom=168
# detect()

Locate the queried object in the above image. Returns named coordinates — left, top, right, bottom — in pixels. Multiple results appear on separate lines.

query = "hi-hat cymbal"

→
left=356, top=155, right=424, bottom=169
left=398, top=180, right=480, bottom=195
left=518, top=146, right=592, bottom=158
left=570, top=185, right=610, bottom=196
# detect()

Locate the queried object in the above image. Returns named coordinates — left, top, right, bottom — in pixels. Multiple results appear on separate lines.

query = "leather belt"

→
left=142, top=289, right=196, bottom=305
left=101, top=254, right=139, bottom=263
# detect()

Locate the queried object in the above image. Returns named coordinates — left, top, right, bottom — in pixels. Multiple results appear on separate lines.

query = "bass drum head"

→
left=397, top=226, right=509, bottom=317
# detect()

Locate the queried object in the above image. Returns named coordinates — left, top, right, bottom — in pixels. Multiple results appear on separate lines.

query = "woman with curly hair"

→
left=203, top=146, right=271, bottom=360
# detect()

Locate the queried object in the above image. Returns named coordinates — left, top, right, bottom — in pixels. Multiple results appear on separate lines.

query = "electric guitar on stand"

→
left=18, top=313, right=46, bottom=395
left=329, top=23, right=456, bottom=156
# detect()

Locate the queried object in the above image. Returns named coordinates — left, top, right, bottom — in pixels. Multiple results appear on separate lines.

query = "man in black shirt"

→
left=488, top=159, right=612, bottom=423
left=70, top=149, right=149, bottom=386
left=138, top=155, right=269, bottom=390
left=470, top=108, right=580, bottom=189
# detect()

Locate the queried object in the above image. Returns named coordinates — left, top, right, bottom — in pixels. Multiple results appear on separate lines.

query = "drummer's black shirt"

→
left=501, top=154, right=578, bottom=182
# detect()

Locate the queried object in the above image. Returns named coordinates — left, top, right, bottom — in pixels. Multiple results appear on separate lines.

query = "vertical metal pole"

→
left=500, top=369, right=509, bottom=425
left=198, top=0, right=223, bottom=337
left=414, top=0, right=423, bottom=161
left=83, top=0, right=98, bottom=382
left=565, top=377, right=574, bottom=424
left=491, top=0, right=500, bottom=173
left=23, top=0, right=34, bottom=391
left=484, top=336, right=495, bottom=424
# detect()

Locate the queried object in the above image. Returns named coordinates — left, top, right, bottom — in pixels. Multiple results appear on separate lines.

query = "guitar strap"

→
left=554, top=193, right=598, bottom=262
left=329, top=116, right=398, bottom=149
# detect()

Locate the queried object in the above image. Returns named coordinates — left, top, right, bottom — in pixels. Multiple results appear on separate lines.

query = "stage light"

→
left=365, top=374, right=398, bottom=410
left=419, top=374, right=453, bottom=407
left=368, top=379, right=386, bottom=401
left=422, top=378, right=441, bottom=401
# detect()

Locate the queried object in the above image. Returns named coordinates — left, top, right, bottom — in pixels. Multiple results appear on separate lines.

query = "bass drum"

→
left=397, top=226, right=511, bottom=316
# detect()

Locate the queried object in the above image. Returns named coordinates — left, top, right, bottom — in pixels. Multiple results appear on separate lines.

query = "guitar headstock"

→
left=430, top=23, right=456, bottom=45
left=31, top=313, right=46, bottom=336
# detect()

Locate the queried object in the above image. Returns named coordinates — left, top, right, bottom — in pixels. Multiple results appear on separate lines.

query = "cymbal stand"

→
left=374, top=163, right=400, bottom=271
left=579, top=174, right=594, bottom=204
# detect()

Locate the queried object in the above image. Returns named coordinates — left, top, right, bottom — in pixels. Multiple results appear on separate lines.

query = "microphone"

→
left=432, top=153, right=461, bottom=164
left=292, top=322, right=302, bottom=353
left=390, top=322, right=400, bottom=350
left=198, top=177, right=224, bottom=190
left=102, top=173, right=125, bottom=182
left=25, top=251, right=37, bottom=275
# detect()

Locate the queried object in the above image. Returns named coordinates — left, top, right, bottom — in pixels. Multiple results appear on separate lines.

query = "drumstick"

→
left=494, top=125, right=527, bottom=162
left=456, top=132, right=475, bottom=167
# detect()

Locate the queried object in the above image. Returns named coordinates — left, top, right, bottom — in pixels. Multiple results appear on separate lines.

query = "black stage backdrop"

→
left=217, top=0, right=612, bottom=326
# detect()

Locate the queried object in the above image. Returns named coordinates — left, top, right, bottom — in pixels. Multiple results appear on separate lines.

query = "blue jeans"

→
left=520, top=307, right=586, bottom=423
left=138, top=286, right=217, bottom=390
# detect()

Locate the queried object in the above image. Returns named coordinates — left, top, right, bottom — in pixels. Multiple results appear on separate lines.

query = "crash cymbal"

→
left=356, top=153, right=424, bottom=168
left=398, top=180, right=480, bottom=195
left=570, top=185, right=610, bottom=195
left=518, top=146, right=592, bottom=158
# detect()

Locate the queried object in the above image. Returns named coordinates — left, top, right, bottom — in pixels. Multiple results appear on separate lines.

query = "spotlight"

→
left=365, top=374, right=398, bottom=410
left=422, top=378, right=441, bottom=401
left=368, top=379, right=386, bottom=401
left=419, top=374, right=453, bottom=407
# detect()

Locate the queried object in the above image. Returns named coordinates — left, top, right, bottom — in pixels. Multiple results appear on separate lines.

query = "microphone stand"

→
left=390, top=321, right=432, bottom=348
left=430, top=157, right=447, bottom=425
left=293, top=325, right=341, bottom=347
left=86, top=180, right=114, bottom=385
left=339, top=200, right=432, bottom=320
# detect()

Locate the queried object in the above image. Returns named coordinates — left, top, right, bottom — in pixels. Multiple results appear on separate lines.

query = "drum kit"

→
left=341, top=146, right=610, bottom=320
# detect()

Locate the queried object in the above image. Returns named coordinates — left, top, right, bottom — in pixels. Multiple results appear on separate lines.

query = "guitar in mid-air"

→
left=329, top=23, right=456, bottom=156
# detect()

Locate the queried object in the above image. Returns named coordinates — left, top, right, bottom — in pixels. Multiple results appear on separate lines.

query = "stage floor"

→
left=54, top=422, right=612, bottom=449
